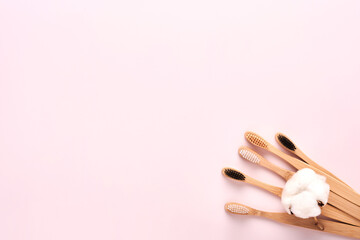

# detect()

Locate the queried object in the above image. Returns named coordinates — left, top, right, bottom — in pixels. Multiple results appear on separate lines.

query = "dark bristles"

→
left=224, top=169, right=245, bottom=181
left=278, top=134, right=296, bottom=151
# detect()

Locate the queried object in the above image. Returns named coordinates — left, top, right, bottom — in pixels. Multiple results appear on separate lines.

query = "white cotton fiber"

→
left=281, top=168, right=330, bottom=219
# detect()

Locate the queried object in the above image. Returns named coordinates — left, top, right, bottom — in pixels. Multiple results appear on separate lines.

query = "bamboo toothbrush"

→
left=238, top=147, right=360, bottom=226
left=222, top=167, right=324, bottom=229
left=275, top=132, right=353, bottom=189
left=222, top=167, right=283, bottom=196
left=225, top=202, right=360, bottom=239
left=244, top=131, right=360, bottom=209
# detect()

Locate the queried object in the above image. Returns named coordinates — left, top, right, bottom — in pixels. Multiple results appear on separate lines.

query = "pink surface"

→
left=1, top=0, right=360, bottom=239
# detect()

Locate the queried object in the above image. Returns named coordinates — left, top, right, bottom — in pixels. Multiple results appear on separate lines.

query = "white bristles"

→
left=239, top=149, right=260, bottom=164
left=226, top=204, right=249, bottom=214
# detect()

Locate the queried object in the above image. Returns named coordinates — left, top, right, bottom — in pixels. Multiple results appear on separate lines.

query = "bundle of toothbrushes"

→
left=223, top=132, right=360, bottom=239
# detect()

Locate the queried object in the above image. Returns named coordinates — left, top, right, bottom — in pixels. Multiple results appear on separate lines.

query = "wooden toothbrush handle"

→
left=295, top=148, right=354, bottom=190
left=260, top=211, right=360, bottom=239
left=260, top=158, right=294, bottom=180
left=269, top=144, right=360, bottom=207
left=245, top=177, right=282, bottom=197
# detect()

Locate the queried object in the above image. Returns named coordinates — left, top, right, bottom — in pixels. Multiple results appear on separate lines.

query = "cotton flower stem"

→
left=313, top=217, right=324, bottom=231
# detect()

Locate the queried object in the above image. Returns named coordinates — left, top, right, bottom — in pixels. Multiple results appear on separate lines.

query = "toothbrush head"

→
left=238, top=147, right=261, bottom=164
left=276, top=133, right=296, bottom=151
left=245, top=132, right=269, bottom=149
left=225, top=202, right=256, bottom=215
left=222, top=168, right=246, bottom=181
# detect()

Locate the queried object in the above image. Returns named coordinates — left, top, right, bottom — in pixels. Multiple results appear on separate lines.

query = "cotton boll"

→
left=281, top=195, right=292, bottom=214
left=281, top=168, right=330, bottom=219
left=290, top=168, right=317, bottom=188
left=307, top=178, right=330, bottom=205
left=283, top=169, right=317, bottom=195
left=281, top=169, right=316, bottom=198
left=289, top=191, right=321, bottom=218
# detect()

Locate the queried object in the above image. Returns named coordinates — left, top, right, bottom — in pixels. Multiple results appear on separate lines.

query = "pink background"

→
left=1, top=0, right=360, bottom=239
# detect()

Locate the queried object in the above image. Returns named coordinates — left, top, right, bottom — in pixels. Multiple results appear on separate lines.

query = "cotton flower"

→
left=281, top=168, right=330, bottom=219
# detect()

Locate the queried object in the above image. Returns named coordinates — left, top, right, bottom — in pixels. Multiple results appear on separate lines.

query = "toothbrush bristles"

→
left=245, top=132, right=268, bottom=149
left=226, top=203, right=250, bottom=214
left=239, top=148, right=260, bottom=164
left=277, top=134, right=296, bottom=151
left=223, top=168, right=246, bottom=181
